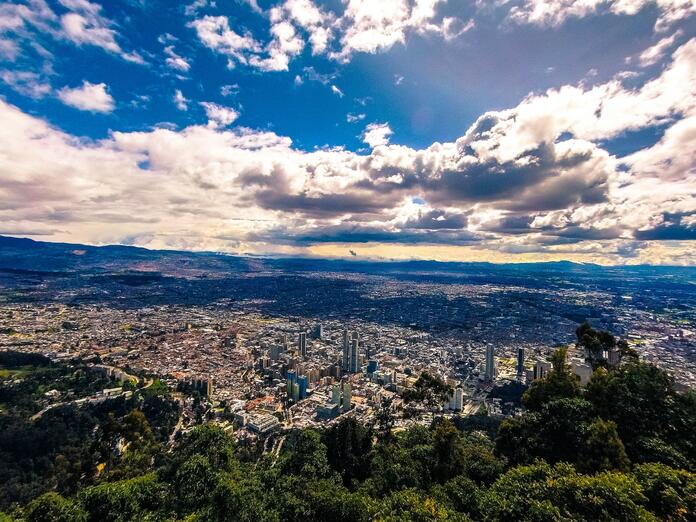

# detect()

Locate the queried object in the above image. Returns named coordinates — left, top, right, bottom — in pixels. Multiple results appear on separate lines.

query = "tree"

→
left=576, top=322, right=616, bottom=363
left=23, top=492, right=86, bottom=522
left=585, top=362, right=695, bottom=468
left=279, top=429, right=334, bottom=480
left=522, top=347, right=581, bottom=411
left=579, top=418, right=630, bottom=473
left=375, top=489, right=470, bottom=522
left=430, top=475, right=482, bottom=519
left=484, top=462, right=654, bottom=522
left=402, top=372, right=453, bottom=409
left=173, top=455, right=220, bottom=513
left=323, top=417, right=373, bottom=484
left=169, top=424, right=236, bottom=473
left=633, top=462, right=696, bottom=521
left=79, top=473, right=168, bottom=522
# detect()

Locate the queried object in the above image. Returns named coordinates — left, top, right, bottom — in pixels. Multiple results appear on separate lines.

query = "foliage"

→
left=402, top=372, right=453, bottom=407
left=2, top=337, right=696, bottom=521
left=23, top=492, right=86, bottom=522
left=483, top=461, right=656, bottom=521
left=522, top=347, right=581, bottom=411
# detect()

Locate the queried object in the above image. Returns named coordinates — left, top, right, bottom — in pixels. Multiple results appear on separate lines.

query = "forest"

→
left=0, top=336, right=695, bottom=521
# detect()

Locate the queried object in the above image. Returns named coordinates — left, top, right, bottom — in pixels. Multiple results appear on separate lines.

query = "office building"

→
left=367, top=359, right=378, bottom=374
left=342, top=380, right=352, bottom=412
left=316, top=402, right=340, bottom=420
left=342, top=330, right=350, bottom=371
left=570, top=358, right=593, bottom=384
left=298, top=332, right=307, bottom=358
left=485, top=344, right=496, bottom=381
left=298, top=374, right=308, bottom=399
left=533, top=359, right=552, bottom=380
left=270, top=344, right=285, bottom=361
left=516, top=347, right=525, bottom=377
left=448, top=387, right=464, bottom=411
left=350, top=333, right=360, bottom=373
left=331, top=383, right=341, bottom=405
left=292, top=382, right=300, bottom=402
left=313, top=323, right=323, bottom=340
left=286, top=370, right=296, bottom=395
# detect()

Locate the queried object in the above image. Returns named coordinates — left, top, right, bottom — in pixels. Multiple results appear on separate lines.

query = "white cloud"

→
left=220, top=84, right=239, bottom=96
left=173, top=89, right=189, bottom=111
left=331, top=84, right=344, bottom=97
left=189, top=15, right=261, bottom=68
left=637, top=29, right=683, bottom=66
left=508, top=0, right=696, bottom=31
left=347, top=112, right=366, bottom=123
left=0, top=70, right=51, bottom=98
left=2, top=38, right=695, bottom=263
left=248, top=18, right=304, bottom=71
left=189, top=0, right=474, bottom=71
left=281, top=0, right=333, bottom=54
left=57, top=80, right=114, bottom=113
left=200, top=102, right=240, bottom=128
left=362, top=122, right=393, bottom=147
left=0, top=0, right=144, bottom=63
left=164, top=45, right=190, bottom=72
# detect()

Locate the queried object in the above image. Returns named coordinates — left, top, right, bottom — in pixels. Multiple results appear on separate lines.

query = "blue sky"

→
left=1, top=0, right=695, bottom=264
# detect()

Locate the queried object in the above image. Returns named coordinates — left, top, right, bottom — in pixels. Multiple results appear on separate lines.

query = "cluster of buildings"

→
left=1, top=292, right=694, bottom=441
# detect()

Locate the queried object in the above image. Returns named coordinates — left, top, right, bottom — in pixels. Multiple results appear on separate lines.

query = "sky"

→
left=0, top=0, right=695, bottom=265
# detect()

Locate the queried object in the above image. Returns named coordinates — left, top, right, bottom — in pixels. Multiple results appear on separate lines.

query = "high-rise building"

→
left=485, top=344, right=496, bottom=381
left=298, top=332, right=307, bottom=358
left=454, top=387, right=464, bottom=410
left=286, top=370, right=296, bottom=395
left=448, top=387, right=464, bottom=410
left=367, top=360, right=378, bottom=374
left=342, top=380, right=352, bottom=412
left=292, top=382, right=300, bottom=402
left=331, top=383, right=341, bottom=405
left=189, top=377, right=213, bottom=398
left=607, top=348, right=620, bottom=366
left=298, top=375, right=308, bottom=399
left=533, top=359, right=552, bottom=380
left=313, top=323, right=323, bottom=340
left=342, top=330, right=350, bottom=371
left=270, top=344, right=285, bottom=361
left=516, top=347, right=525, bottom=377
left=350, top=334, right=360, bottom=373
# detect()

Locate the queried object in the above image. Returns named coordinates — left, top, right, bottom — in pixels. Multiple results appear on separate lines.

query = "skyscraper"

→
left=298, top=375, right=308, bottom=399
left=342, top=380, right=352, bottom=412
left=485, top=344, right=495, bottom=381
left=342, top=329, right=350, bottom=371
left=313, top=323, right=323, bottom=340
left=298, top=332, right=307, bottom=358
left=286, top=370, right=296, bottom=395
left=350, top=332, right=360, bottom=373
left=517, top=347, right=525, bottom=377
left=331, top=383, right=341, bottom=405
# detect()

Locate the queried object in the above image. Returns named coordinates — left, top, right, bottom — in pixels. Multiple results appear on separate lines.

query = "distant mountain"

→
left=1, top=235, right=694, bottom=279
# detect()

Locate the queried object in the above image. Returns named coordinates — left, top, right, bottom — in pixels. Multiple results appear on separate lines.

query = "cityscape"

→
left=1, top=237, right=695, bottom=445
left=1, top=0, right=695, bottom=519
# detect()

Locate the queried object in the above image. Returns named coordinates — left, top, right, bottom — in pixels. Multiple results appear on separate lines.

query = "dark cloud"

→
left=478, top=214, right=535, bottom=234
left=249, top=224, right=481, bottom=246
left=634, top=212, right=696, bottom=240
left=400, top=209, right=468, bottom=230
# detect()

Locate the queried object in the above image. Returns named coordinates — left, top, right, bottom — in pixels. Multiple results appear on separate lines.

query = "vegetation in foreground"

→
left=0, top=327, right=695, bottom=521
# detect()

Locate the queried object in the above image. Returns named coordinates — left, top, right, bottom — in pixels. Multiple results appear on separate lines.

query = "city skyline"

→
left=1, top=1, right=695, bottom=264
